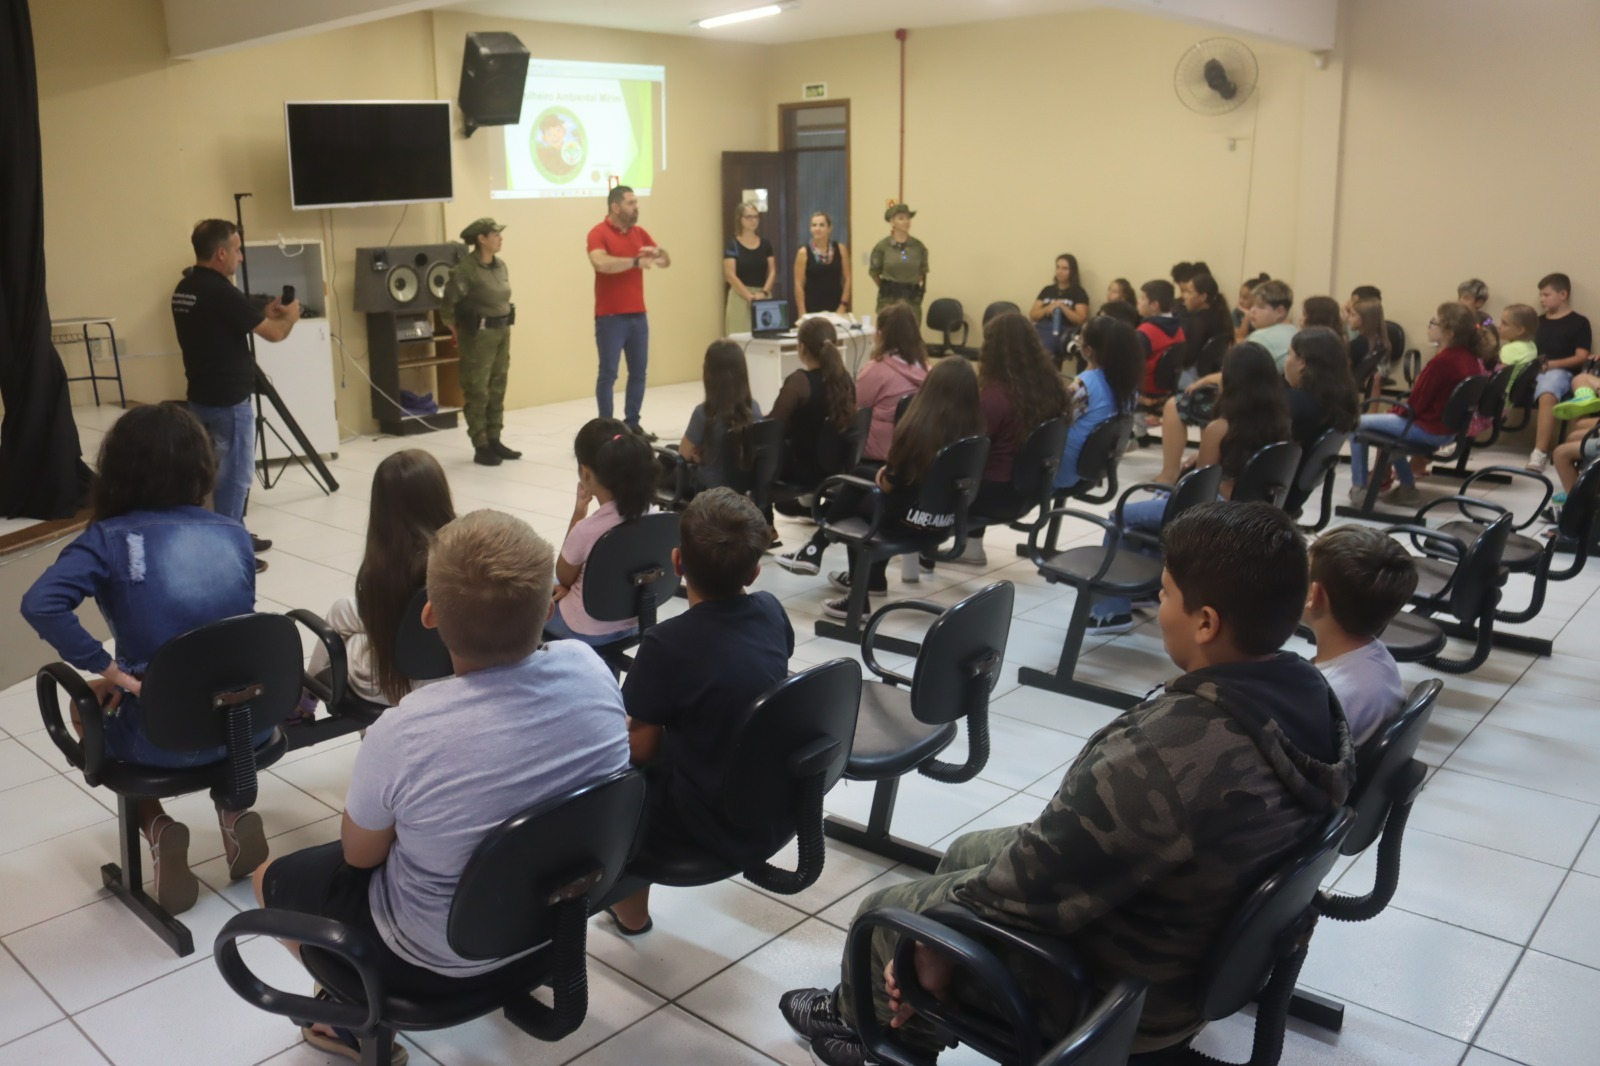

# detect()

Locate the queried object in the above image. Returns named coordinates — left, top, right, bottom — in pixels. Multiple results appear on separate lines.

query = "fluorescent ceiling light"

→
left=696, top=4, right=785, bottom=29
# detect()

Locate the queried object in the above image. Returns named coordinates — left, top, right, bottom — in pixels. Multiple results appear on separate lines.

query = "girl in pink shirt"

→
left=855, top=303, right=930, bottom=462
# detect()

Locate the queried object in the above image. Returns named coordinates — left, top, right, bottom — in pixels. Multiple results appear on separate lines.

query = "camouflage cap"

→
left=459, top=217, right=506, bottom=242
left=883, top=203, right=916, bottom=222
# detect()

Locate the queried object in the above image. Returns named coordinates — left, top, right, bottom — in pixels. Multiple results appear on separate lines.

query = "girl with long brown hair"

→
left=854, top=302, right=929, bottom=463
left=1348, top=297, right=1391, bottom=399
left=678, top=339, right=763, bottom=491
left=307, top=449, right=457, bottom=707
left=770, top=316, right=857, bottom=489
left=777, top=358, right=985, bottom=615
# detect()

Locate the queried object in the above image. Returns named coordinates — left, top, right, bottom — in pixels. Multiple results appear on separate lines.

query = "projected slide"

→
left=489, top=60, right=665, bottom=200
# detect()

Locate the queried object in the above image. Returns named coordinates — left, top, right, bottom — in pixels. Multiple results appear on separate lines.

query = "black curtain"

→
left=0, top=0, right=85, bottom=520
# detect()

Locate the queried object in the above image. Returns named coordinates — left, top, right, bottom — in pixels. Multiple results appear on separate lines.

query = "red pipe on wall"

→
left=895, top=28, right=907, bottom=202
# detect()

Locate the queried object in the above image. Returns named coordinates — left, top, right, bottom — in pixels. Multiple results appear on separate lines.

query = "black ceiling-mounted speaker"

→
left=460, top=32, right=530, bottom=138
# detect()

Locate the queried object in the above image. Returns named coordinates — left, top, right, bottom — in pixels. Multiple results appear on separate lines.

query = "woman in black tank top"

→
left=794, top=211, right=851, bottom=317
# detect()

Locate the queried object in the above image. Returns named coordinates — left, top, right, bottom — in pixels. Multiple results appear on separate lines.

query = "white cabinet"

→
left=242, top=239, right=339, bottom=458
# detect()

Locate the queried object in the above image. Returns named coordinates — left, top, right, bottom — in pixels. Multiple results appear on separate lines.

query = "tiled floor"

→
left=4, top=389, right=1597, bottom=1065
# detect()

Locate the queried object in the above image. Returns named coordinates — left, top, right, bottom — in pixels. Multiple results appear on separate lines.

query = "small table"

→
left=51, top=316, right=126, bottom=408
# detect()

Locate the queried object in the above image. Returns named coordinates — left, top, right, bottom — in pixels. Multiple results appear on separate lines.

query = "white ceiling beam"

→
left=163, top=0, right=461, bottom=60
left=1106, top=0, right=1336, bottom=51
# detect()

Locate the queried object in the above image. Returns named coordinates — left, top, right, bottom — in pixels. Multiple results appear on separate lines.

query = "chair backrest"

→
left=1478, top=364, right=1514, bottom=421
left=447, top=768, right=646, bottom=961
left=1230, top=441, right=1304, bottom=508
left=1344, top=680, right=1441, bottom=855
left=1010, top=417, right=1072, bottom=501
left=908, top=435, right=991, bottom=529
left=815, top=406, right=874, bottom=477
left=724, top=417, right=786, bottom=496
left=1558, top=455, right=1600, bottom=545
left=1386, top=321, right=1407, bottom=362
left=718, top=657, right=863, bottom=829
left=1160, top=463, right=1225, bottom=526
left=1293, top=429, right=1346, bottom=495
left=1439, top=375, right=1490, bottom=437
left=909, top=581, right=1015, bottom=726
left=395, top=587, right=455, bottom=681
left=1071, top=415, right=1133, bottom=494
left=1151, top=340, right=1188, bottom=393
left=1034, top=979, right=1148, bottom=1066
left=1195, top=807, right=1356, bottom=1021
left=983, top=301, right=1022, bottom=325
left=926, top=298, right=964, bottom=338
left=140, top=613, right=303, bottom=751
left=581, top=511, right=681, bottom=626
left=1445, top=512, right=1511, bottom=621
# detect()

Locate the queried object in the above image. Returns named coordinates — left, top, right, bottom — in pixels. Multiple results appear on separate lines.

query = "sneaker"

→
left=249, top=534, right=272, bottom=553
left=828, top=571, right=887, bottom=596
left=822, top=596, right=854, bottom=620
left=146, top=815, right=198, bottom=915
left=489, top=439, right=522, bottom=460
left=629, top=424, right=659, bottom=443
left=473, top=445, right=502, bottom=467
left=1085, top=613, right=1136, bottom=636
left=1130, top=594, right=1160, bottom=611
left=255, top=557, right=269, bottom=574
left=1552, top=388, right=1600, bottom=422
left=1553, top=491, right=1569, bottom=506
left=1347, top=484, right=1373, bottom=507
left=779, top=988, right=856, bottom=1044
left=810, top=1034, right=879, bottom=1066
left=946, top=540, right=988, bottom=567
left=219, top=809, right=268, bottom=882
left=1381, top=484, right=1422, bottom=507
left=1527, top=448, right=1551, bottom=473
left=777, top=543, right=823, bottom=576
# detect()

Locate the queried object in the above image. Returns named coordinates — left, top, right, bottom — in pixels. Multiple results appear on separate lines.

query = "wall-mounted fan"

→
left=1174, top=38, right=1259, bottom=115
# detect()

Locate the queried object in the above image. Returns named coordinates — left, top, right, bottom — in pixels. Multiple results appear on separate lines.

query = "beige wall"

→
left=1333, top=0, right=1600, bottom=346
left=762, top=9, right=1320, bottom=331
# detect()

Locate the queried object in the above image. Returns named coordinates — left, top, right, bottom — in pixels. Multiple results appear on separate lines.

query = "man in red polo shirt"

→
left=587, top=185, right=671, bottom=438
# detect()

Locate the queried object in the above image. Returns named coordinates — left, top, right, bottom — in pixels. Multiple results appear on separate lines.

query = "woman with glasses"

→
left=724, top=200, right=777, bottom=336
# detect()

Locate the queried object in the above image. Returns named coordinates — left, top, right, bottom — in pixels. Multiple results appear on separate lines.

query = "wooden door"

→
left=721, top=152, right=792, bottom=318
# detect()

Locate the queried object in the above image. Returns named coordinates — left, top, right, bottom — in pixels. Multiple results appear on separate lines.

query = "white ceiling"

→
left=452, top=0, right=1102, bottom=45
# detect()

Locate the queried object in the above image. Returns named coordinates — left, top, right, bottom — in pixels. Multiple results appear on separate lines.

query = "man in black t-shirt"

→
left=171, top=219, right=299, bottom=571
left=1029, top=254, right=1090, bottom=358
left=1526, top=271, right=1593, bottom=472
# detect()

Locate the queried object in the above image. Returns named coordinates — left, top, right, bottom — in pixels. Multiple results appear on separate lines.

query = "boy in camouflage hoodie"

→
left=781, top=501, right=1356, bottom=1064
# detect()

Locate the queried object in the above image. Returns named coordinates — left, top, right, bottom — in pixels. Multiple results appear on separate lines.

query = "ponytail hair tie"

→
left=611, top=433, right=623, bottom=441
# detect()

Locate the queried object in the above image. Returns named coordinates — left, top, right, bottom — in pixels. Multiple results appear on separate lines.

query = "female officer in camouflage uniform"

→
left=443, top=218, right=520, bottom=466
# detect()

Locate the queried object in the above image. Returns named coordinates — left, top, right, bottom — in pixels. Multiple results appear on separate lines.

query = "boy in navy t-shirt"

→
left=608, top=488, right=795, bottom=934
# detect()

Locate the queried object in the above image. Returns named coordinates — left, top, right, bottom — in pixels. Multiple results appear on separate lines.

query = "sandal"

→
left=604, top=905, right=653, bottom=937
left=303, top=1024, right=410, bottom=1065
left=219, top=809, right=269, bottom=882
left=146, top=815, right=198, bottom=915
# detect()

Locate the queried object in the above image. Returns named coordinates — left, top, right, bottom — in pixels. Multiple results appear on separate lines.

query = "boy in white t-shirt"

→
left=255, top=510, right=630, bottom=1061
left=1248, top=279, right=1299, bottom=372
left=1304, top=526, right=1418, bottom=747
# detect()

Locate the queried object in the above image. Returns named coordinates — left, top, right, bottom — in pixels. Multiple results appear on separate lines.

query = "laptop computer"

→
left=751, top=298, right=793, bottom=338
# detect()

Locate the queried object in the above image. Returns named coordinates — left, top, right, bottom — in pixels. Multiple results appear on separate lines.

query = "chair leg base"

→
left=101, top=862, right=194, bottom=957
left=1441, top=622, right=1552, bottom=658
left=1284, top=987, right=1346, bottom=1033
left=1016, top=666, right=1140, bottom=711
left=823, top=815, right=943, bottom=874
left=812, top=619, right=923, bottom=658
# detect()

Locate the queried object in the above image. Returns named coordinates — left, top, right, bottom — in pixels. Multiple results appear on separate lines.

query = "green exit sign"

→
left=803, top=82, right=827, bottom=99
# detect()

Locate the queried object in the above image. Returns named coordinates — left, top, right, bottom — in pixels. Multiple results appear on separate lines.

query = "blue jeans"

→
left=1090, top=496, right=1166, bottom=622
left=595, top=313, right=649, bottom=427
left=104, top=694, right=276, bottom=768
left=190, top=399, right=255, bottom=522
left=544, top=606, right=638, bottom=648
left=1350, top=414, right=1454, bottom=488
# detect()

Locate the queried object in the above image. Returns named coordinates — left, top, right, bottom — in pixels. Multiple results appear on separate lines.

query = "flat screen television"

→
left=285, top=101, right=454, bottom=210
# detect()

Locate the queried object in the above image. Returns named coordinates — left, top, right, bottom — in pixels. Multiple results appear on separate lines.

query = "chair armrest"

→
left=1459, top=467, right=1553, bottom=529
left=213, top=910, right=385, bottom=1034
left=861, top=600, right=945, bottom=684
left=1024, top=506, right=1120, bottom=568
left=1412, top=495, right=1509, bottom=536
left=846, top=906, right=1048, bottom=1066
left=286, top=609, right=346, bottom=708
left=1383, top=524, right=1469, bottom=598
left=35, top=663, right=99, bottom=779
left=921, top=902, right=1093, bottom=1002
left=812, top=474, right=885, bottom=542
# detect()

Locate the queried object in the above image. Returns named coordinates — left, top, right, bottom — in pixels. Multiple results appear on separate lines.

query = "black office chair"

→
left=1286, top=429, right=1346, bottom=533
left=1132, top=808, right=1355, bottom=1066
left=1337, top=375, right=1490, bottom=522
left=983, top=300, right=1023, bottom=325
left=811, top=435, right=991, bottom=651
left=1378, top=333, right=1420, bottom=400
left=1500, top=359, right=1539, bottom=432
left=547, top=511, right=680, bottom=676
left=289, top=588, right=453, bottom=750
left=1429, top=362, right=1515, bottom=485
left=1230, top=441, right=1303, bottom=508
left=653, top=418, right=785, bottom=512
left=1282, top=680, right=1441, bottom=1034
left=1379, top=514, right=1511, bottom=673
left=824, top=582, right=1013, bottom=872
left=845, top=901, right=1147, bottom=1066
left=1018, top=465, right=1224, bottom=709
left=969, top=416, right=1070, bottom=539
left=610, top=657, right=861, bottom=901
left=214, top=769, right=647, bottom=1066
left=35, top=613, right=301, bottom=956
left=1014, top=415, right=1135, bottom=558
left=772, top=407, right=874, bottom=516
left=927, top=299, right=977, bottom=359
